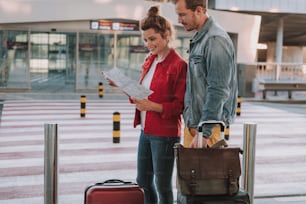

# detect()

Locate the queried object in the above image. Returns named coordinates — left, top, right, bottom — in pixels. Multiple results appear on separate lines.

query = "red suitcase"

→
left=84, top=179, right=144, bottom=204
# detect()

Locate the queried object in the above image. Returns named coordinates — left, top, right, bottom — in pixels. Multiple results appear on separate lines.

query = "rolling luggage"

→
left=84, top=179, right=144, bottom=204
left=177, top=190, right=250, bottom=204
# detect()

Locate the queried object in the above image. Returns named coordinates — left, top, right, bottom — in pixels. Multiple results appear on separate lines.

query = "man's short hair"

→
left=171, top=0, right=207, bottom=11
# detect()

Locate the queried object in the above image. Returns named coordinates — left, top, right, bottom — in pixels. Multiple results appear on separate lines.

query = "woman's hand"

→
left=132, top=98, right=151, bottom=111
left=106, top=78, right=117, bottom=87
left=101, top=71, right=117, bottom=87
left=132, top=98, right=163, bottom=113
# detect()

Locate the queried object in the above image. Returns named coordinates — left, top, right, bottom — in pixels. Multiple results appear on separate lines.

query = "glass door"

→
left=76, top=32, right=113, bottom=90
left=65, top=33, right=76, bottom=84
left=30, top=32, right=75, bottom=92
left=0, top=30, right=30, bottom=89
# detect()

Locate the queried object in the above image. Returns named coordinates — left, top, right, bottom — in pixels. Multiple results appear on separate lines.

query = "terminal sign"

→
left=90, top=20, right=139, bottom=31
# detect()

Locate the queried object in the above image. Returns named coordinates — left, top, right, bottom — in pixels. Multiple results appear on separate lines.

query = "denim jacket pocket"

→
left=190, top=55, right=206, bottom=78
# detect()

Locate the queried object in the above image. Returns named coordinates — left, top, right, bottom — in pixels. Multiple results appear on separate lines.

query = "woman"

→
left=133, top=6, right=187, bottom=204
left=106, top=5, right=187, bottom=204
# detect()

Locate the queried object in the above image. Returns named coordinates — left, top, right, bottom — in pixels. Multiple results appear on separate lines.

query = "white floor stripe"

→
left=0, top=141, right=138, bottom=153
left=0, top=169, right=137, bottom=187
left=0, top=152, right=137, bottom=168
left=0, top=125, right=137, bottom=134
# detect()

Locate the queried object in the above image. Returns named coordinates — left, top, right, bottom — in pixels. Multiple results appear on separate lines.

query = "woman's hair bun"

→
left=148, top=6, right=160, bottom=17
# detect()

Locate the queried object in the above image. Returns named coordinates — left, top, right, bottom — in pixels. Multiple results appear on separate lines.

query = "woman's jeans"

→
left=136, top=131, right=180, bottom=204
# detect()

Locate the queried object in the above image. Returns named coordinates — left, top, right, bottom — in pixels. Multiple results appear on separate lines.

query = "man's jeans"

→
left=136, top=130, right=180, bottom=204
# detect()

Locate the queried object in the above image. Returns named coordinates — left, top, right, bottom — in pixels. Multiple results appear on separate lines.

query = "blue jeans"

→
left=136, top=131, right=180, bottom=204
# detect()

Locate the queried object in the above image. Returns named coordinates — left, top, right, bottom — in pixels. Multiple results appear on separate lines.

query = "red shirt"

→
left=133, top=49, right=187, bottom=137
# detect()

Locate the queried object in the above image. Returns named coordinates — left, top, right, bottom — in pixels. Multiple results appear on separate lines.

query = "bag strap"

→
left=175, top=143, right=198, bottom=196
left=228, top=169, right=238, bottom=195
left=210, top=139, right=228, bottom=149
left=189, top=169, right=197, bottom=196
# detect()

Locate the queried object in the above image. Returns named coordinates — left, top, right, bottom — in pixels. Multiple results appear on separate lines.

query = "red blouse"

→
left=133, top=48, right=187, bottom=137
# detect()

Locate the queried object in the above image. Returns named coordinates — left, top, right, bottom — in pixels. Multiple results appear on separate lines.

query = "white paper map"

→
left=103, top=68, right=153, bottom=99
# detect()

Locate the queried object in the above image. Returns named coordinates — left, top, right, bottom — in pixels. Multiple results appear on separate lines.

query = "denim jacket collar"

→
left=191, top=16, right=214, bottom=44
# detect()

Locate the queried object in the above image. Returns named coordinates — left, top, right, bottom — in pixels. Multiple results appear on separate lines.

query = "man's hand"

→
left=189, top=130, right=209, bottom=148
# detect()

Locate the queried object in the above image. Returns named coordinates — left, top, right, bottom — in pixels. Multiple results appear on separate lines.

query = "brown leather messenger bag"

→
left=174, top=120, right=242, bottom=196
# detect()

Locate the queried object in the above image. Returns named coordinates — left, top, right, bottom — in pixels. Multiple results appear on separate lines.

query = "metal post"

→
left=275, top=18, right=284, bottom=81
left=114, top=30, right=117, bottom=68
left=242, top=123, right=257, bottom=204
left=44, top=123, right=58, bottom=204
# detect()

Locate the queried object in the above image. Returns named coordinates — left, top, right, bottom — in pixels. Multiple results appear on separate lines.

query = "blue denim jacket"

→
left=183, top=16, right=238, bottom=137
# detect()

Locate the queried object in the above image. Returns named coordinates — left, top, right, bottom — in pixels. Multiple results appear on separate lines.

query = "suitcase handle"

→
left=96, top=179, right=134, bottom=186
left=197, top=120, right=226, bottom=148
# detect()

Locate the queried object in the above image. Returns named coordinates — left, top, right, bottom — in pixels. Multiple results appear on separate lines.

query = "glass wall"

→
left=76, top=32, right=150, bottom=90
left=30, top=32, right=76, bottom=92
left=76, top=32, right=114, bottom=90
left=65, top=33, right=77, bottom=84
left=0, top=31, right=78, bottom=91
left=0, top=30, right=30, bottom=89
left=117, top=34, right=148, bottom=80
left=0, top=31, right=8, bottom=87
left=0, top=28, right=192, bottom=92
left=175, top=37, right=190, bottom=62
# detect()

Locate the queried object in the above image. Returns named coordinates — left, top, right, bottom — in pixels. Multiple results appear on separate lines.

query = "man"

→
left=171, top=0, right=238, bottom=148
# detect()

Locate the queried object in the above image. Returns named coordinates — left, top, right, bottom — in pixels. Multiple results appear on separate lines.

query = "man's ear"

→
left=195, top=5, right=206, bottom=14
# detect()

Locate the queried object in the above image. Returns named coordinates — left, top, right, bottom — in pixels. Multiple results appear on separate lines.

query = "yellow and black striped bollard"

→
left=98, top=82, right=104, bottom=98
left=236, top=96, right=241, bottom=116
left=80, top=95, right=86, bottom=117
left=225, top=125, right=230, bottom=140
left=113, top=112, right=120, bottom=143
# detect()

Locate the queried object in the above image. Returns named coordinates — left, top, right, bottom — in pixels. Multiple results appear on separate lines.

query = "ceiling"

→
left=145, top=0, right=306, bottom=46
left=236, top=11, right=306, bottom=46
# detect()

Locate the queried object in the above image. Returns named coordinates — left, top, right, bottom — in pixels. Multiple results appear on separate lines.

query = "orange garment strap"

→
left=183, top=125, right=221, bottom=147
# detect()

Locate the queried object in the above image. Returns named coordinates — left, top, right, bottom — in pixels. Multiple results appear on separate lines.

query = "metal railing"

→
left=255, top=62, right=306, bottom=81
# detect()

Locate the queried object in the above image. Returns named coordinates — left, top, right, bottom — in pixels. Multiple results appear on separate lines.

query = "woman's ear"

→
left=163, top=30, right=170, bottom=41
